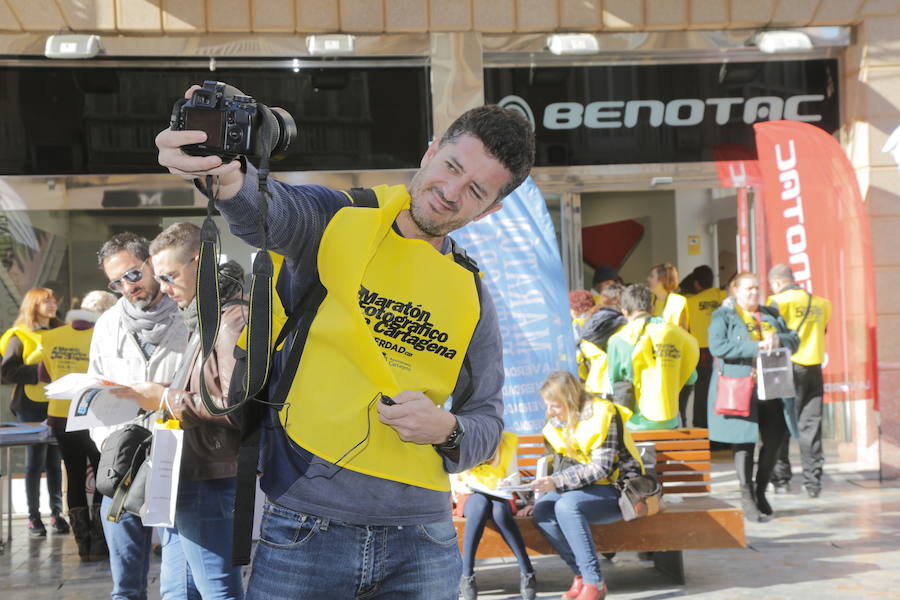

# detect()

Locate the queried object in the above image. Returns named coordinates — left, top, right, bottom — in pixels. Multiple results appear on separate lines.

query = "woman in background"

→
left=455, top=431, right=536, bottom=600
left=40, top=290, right=116, bottom=560
left=0, top=288, right=66, bottom=537
left=531, top=372, right=643, bottom=600
left=648, top=263, right=689, bottom=330
left=707, top=272, right=799, bottom=521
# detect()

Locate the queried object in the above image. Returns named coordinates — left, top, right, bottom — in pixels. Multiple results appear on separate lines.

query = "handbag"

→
left=714, top=359, right=754, bottom=417
left=612, top=410, right=664, bottom=521
left=96, top=422, right=152, bottom=522
left=756, top=348, right=795, bottom=400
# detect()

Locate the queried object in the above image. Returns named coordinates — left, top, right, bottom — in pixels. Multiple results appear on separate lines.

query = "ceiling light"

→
left=44, top=34, right=103, bottom=59
left=306, top=35, right=355, bottom=56
left=753, top=30, right=813, bottom=54
left=546, top=34, right=599, bottom=56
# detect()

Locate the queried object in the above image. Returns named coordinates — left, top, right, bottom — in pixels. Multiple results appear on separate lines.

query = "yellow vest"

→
left=631, top=321, right=699, bottom=422
left=39, top=325, right=93, bottom=418
left=653, top=292, right=689, bottom=330
left=686, top=287, right=727, bottom=348
left=577, top=338, right=613, bottom=396
left=464, top=431, right=518, bottom=491
left=543, top=398, right=642, bottom=484
left=0, top=326, right=48, bottom=403
left=279, top=185, right=481, bottom=491
left=736, top=305, right=777, bottom=342
left=767, top=288, right=831, bottom=366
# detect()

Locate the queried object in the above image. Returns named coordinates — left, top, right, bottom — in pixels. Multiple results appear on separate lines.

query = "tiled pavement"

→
left=2, top=447, right=899, bottom=599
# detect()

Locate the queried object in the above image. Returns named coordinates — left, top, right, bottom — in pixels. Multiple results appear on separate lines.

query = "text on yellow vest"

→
left=631, top=322, right=699, bottom=422
left=39, top=325, right=93, bottom=418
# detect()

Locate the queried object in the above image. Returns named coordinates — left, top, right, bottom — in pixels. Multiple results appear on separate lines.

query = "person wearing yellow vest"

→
left=454, top=431, right=535, bottom=600
left=684, top=265, right=728, bottom=428
left=531, top=372, right=643, bottom=600
left=0, top=287, right=66, bottom=538
left=708, top=272, right=799, bottom=523
left=157, top=102, right=535, bottom=599
left=38, top=290, right=115, bottom=561
left=569, top=289, right=596, bottom=343
left=648, top=263, right=689, bottom=330
left=576, top=283, right=626, bottom=397
left=607, top=284, right=699, bottom=431
left=767, top=264, right=832, bottom=498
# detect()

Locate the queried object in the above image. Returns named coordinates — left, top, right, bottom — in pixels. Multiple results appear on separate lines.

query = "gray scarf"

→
left=120, top=293, right=179, bottom=346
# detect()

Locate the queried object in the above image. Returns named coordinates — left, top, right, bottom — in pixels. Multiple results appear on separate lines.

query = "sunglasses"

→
left=107, top=259, right=148, bottom=293
left=153, top=256, right=198, bottom=285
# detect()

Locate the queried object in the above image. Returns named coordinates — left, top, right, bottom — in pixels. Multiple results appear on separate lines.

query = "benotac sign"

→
left=484, top=59, right=839, bottom=166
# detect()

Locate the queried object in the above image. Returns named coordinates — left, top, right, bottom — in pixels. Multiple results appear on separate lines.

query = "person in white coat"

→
left=89, top=232, right=189, bottom=600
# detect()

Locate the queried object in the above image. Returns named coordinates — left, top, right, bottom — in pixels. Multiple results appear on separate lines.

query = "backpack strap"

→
left=447, top=237, right=483, bottom=416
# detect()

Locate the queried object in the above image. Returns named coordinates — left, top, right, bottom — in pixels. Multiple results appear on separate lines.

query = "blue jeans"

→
left=25, top=442, right=63, bottom=519
left=160, top=477, right=244, bottom=600
left=101, top=494, right=153, bottom=600
left=533, top=485, right=622, bottom=585
left=246, top=501, right=462, bottom=600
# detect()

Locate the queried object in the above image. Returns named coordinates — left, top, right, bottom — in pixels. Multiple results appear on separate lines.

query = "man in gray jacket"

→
left=90, top=232, right=188, bottom=600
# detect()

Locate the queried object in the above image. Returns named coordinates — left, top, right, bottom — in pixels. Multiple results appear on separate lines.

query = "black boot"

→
left=520, top=572, right=537, bottom=600
left=459, top=574, right=477, bottom=600
left=50, top=513, right=70, bottom=534
left=755, top=481, right=773, bottom=516
left=88, top=503, right=109, bottom=560
left=68, top=507, right=93, bottom=561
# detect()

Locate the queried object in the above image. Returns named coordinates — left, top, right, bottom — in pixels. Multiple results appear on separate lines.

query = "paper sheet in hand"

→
left=65, top=385, right=140, bottom=431
left=467, top=481, right=515, bottom=500
left=45, top=373, right=122, bottom=400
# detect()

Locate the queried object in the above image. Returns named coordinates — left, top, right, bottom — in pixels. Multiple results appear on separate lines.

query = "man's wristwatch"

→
left=435, top=417, right=466, bottom=451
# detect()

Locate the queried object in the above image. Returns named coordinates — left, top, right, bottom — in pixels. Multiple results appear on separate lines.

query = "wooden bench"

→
left=453, top=428, right=745, bottom=584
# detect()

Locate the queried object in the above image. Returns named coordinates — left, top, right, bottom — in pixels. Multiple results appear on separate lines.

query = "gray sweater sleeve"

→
left=213, top=161, right=350, bottom=262
left=441, top=283, right=505, bottom=474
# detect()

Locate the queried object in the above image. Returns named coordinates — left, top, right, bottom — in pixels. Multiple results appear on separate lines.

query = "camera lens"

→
left=270, top=107, right=297, bottom=155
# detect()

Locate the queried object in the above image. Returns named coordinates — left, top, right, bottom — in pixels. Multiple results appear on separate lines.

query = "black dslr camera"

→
left=170, top=81, right=296, bottom=162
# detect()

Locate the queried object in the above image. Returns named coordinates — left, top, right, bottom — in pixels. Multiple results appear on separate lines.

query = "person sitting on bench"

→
left=531, top=371, right=643, bottom=600
left=454, top=431, right=536, bottom=600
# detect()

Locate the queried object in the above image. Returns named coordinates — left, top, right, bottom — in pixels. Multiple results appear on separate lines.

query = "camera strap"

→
left=195, top=164, right=274, bottom=417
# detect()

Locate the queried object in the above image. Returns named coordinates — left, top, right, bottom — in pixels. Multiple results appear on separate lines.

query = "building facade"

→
left=0, top=0, right=898, bottom=476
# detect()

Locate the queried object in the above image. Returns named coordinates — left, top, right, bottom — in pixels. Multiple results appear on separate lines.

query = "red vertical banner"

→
left=736, top=187, right=751, bottom=272
left=753, top=188, right=770, bottom=298
left=754, top=121, right=878, bottom=408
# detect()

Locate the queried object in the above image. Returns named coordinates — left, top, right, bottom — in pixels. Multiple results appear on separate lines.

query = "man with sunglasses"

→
left=88, top=232, right=189, bottom=600
left=113, top=222, right=247, bottom=599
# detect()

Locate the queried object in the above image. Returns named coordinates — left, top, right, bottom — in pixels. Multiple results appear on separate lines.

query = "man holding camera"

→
left=156, top=86, right=534, bottom=599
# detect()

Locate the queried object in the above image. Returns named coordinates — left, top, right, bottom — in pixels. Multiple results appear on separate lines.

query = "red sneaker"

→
left=576, top=581, right=608, bottom=600
left=562, top=575, right=584, bottom=598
